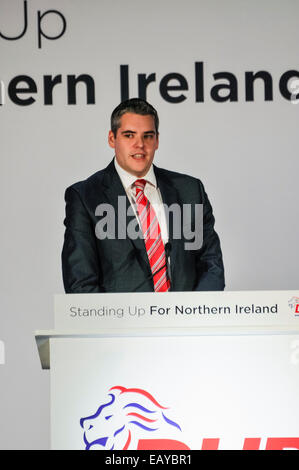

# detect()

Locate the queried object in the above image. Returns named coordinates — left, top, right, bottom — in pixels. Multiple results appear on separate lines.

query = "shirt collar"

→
left=114, top=157, right=157, bottom=190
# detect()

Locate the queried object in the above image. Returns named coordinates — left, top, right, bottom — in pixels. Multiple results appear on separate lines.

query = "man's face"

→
left=108, top=112, right=159, bottom=177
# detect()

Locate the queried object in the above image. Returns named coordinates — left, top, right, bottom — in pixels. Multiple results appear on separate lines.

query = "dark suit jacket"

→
left=62, top=160, right=225, bottom=293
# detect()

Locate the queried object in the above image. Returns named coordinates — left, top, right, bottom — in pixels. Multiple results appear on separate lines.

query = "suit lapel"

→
left=100, top=161, right=181, bottom=283
left=154, top=166, right=181, bottom=284
left=101, top=160, right=129, bottom=233
left=101, top=161, right=151, bottom=272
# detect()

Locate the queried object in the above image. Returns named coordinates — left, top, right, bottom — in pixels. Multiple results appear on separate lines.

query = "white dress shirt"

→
left=114, top=157, right=169, bottom=245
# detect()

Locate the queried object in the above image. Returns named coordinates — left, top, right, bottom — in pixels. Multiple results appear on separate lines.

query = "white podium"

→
left=35, top=290, right=299, bottom=450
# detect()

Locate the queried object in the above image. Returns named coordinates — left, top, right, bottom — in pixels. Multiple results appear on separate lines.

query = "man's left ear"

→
left=108, top=130, right=115, bottom=149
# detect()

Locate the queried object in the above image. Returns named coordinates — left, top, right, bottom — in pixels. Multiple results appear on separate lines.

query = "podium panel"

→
left=50, top=333, right=299, bottom=450
left=36, top=291, right=299, bottom=450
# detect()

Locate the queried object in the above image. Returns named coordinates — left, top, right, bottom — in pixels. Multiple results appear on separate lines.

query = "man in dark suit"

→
left=62, top=98, right=225, bottom=293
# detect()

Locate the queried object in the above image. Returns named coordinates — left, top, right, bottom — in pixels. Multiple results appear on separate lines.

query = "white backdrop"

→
left=1, top=0, right=299, bottom=449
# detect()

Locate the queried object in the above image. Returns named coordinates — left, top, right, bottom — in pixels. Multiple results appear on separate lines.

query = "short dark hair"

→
left=110, top=98, right=159, bottom=137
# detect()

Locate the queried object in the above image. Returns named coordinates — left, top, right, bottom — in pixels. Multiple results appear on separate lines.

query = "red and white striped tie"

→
left=134, top=179, right=170, bottom=292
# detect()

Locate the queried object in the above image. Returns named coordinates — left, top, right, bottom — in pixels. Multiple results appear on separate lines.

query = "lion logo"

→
left=80, top=385, right=190, bottom=450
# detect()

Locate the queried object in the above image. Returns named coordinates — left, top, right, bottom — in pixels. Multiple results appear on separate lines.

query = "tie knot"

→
left=134, top=179, right=146, bottom=194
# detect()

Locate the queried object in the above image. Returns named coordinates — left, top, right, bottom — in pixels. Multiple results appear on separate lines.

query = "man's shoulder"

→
left=156, top=166, right=192, bottom=177
left=154, top=165, right=204, bottom=187
left=154, top=165, right=208, bottom=203
left=70, top=169, right=105, bottom=190
left=66, top=161, right=114, bottom=195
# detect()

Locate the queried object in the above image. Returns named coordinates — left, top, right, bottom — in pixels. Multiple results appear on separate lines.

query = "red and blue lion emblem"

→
left=80, top=385, right=190, bottom=450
